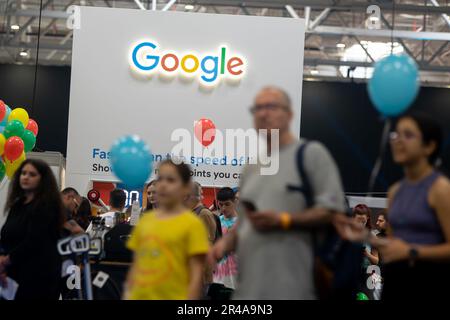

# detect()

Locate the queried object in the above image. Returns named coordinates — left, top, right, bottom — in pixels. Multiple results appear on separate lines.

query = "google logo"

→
left=130, top=40, right=245, bottom=85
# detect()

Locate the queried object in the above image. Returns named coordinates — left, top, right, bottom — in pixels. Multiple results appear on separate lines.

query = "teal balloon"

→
left=110, top=135, right=153, bottom=189
left=4, top=119, right=25, bottom=138
left=356, top=292, right=369, bottom=300
left=0, top=105, right=11, bottom=127
left=22, top=129, right=36, bottom=152
left=368, top=54, right=419, bottom=117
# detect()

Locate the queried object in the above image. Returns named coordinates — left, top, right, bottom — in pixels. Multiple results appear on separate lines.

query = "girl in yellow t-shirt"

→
left=124, top=160, right=209, bottom=300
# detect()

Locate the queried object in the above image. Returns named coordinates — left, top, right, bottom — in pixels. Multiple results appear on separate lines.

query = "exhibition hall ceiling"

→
left=0, top=0, right=449, bottom=86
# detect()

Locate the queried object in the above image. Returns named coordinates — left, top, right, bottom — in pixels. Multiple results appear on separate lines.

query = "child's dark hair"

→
left=159, top=159, right=192, bottom=185
left=217, top=187, right=236, bottom=202
left=398, top=112, right=443, bottom=165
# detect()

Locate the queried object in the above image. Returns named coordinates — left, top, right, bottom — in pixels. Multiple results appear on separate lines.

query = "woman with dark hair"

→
left=0, top=159, right=65, bottom=300
left=144, top=180, right=157, bottom=212
left=75, top=197, right=92, bottom=230
left=377, top=112, right=450, bottom=300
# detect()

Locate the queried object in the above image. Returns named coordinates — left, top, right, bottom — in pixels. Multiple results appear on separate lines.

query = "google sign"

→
left=130, top=40, right=246, bottom=85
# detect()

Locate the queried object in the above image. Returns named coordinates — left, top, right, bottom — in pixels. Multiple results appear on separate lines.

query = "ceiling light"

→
left=336, top=43, right=346, bottom=48
left=185, top=4, right=194, bottom=10
left=11, top=24, right=20, bottom=30
left=19, top=50, right=28, bottom=57
left=310, top=70, right=319, bottom=75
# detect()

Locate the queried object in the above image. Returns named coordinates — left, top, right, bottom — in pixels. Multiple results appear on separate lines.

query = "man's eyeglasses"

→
left=249, top=103, right=289, bottom=115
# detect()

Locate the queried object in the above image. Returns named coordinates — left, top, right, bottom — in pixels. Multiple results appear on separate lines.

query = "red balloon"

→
left=4, top=136, right=24, bottom=161
left=194, top=118, right=216, bottom=147
left=26, top=119, right=39, bottom=136
left=0, top=100, right=5, bottom=123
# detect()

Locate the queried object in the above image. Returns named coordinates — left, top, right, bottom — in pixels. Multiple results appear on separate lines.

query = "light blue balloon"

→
left=368, top=54, right=420, bottom=117
left=109, top=135, right=153, bottom=189
left=0, top=105, right=11, bottom=127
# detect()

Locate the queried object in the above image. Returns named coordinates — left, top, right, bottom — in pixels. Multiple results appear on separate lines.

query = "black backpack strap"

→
left=286, top=141, right=314, bottom=208
left=213, top=214, right=223, bottom=240
left=292, top=142, right=320, bottom=250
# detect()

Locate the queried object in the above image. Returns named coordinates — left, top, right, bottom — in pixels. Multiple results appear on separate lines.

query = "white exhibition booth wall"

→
left=65, top=7, right=305, bottom=194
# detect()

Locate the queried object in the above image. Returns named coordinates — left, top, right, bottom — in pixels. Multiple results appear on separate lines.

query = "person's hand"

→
left=377, top=238, right=411, bottom=263
left=207, top=238, right=227, bottom=267
left=332, top=214, right=368, bottom=242
left=247, top=211, right=281, bottom=232
left=64, top=220, right=84, bottom=235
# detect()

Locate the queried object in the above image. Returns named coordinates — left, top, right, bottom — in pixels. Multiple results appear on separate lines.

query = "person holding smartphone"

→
left=208, top=87, right=346, bottom=299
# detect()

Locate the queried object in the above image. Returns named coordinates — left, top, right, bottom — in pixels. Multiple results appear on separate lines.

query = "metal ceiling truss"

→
left=0, top=0, right=449, bottom=84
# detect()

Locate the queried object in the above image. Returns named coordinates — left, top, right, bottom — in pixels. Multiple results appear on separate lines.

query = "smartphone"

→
left=241, top=200, right=258, bottom=213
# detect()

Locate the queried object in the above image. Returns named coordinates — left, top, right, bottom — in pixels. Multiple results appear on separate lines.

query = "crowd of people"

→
left=1, top=86, right=450, bottom=300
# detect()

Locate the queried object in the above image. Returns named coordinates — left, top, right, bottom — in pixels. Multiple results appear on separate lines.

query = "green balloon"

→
left=4, top=119, right=25, bottom=138
left=22, top=129, right=36, bottom=152
left=0, top=160, right=5, bottom=181
left=356, top=292, right=369, bottom=300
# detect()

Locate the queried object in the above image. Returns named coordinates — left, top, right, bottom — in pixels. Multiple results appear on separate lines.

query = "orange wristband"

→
left=279, top=212, right=292, bottom=230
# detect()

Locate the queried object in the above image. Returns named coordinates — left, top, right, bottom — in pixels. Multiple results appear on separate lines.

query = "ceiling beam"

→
left=429, top=0, right=450, bottom=28
left=304, top=57, right=450, bottom=73
left=310, top=26, right=450, bottom=41
left=379, top=13, right=416, bottom=62
left=13, top=9, right=70, bottom=19
left=9, top=9, right=450, bottom=42
left=8, top=0, right=54, bottom=44
left=0, top=38, right=72, bottom=50
left=309, top=7, right=331, bottom=30
left=427, top=41, right=448, bottom=64
left=174, top=0, right=450, bottom=14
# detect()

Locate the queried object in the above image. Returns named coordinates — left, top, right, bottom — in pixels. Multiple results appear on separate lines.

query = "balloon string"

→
left=368, top=119, right=391, bottom=196
left=391, top=0, right=396, bottom=55
left=30, top=0, right=43, bottom=118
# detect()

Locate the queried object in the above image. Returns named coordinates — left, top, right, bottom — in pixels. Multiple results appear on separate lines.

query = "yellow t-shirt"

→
left=126, top=210, right=209, bottom=300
